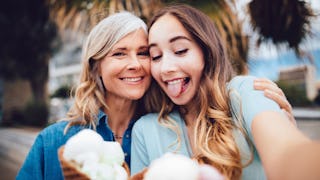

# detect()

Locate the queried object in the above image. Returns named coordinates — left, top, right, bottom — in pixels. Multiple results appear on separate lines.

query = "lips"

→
left=165, top=77, right=190, bottom=97
left=121, top=77, right=143, bottom=82
left=119, top=76, right=146, bottom=84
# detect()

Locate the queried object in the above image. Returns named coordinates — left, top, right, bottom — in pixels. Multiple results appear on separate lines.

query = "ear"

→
left=129, top=168, right=148, bottom=180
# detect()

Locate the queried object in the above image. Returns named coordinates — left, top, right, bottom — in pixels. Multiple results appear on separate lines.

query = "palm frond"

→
left=248, top=0, right=315, bottom=55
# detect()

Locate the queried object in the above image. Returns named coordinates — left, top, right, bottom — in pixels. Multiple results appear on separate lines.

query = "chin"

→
left=127, top=93, right=145, bottom=100
left=169, top=97, right=190, bottom=106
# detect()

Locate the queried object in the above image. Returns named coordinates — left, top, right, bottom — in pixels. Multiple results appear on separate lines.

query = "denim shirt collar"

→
left=95, top=109, right=135, bottom=166
left=95, top=109, right=136, bottom=129
left=96, top=109, right=107, bottom=126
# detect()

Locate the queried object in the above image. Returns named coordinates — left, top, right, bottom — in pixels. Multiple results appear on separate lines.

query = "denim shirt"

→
left=16, top=110, right=135, bottom=180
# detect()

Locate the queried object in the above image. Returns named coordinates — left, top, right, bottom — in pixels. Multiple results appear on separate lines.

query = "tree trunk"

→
left=26, top=57, right=49, bottom=126
left=30, top=56, right=49, bottom=104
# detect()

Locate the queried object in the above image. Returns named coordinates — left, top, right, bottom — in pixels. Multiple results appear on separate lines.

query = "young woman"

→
left=17, top=12, right=151, bottom=179
left=131, top=4, right=315, bottom=179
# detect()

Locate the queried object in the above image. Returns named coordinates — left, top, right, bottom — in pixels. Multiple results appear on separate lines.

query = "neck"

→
left=104, top=95, right=137, bottom=136
left=181, top=106, right=198, bottom=155
left=180, top=102, right=198, bottom=127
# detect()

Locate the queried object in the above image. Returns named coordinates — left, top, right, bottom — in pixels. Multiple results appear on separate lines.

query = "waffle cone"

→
left=129, top=168, right=148, bottom=180
left=58, top=146, right=130, bottom=180
left=58, top=146, right=91, bottom=180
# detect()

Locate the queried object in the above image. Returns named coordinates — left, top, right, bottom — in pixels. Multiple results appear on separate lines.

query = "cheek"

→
left=195, top=67, right=204, bottom=81
left=150, top=63, right=161, bottom=81
left=141, top=61, right=151, bottom=74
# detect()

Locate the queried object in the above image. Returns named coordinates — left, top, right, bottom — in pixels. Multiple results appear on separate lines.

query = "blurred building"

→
left=279, top=64, right=318, bottom=100
left=48, top=30, right=84, bottom=122
left=49, top=30, right=84, bottom=94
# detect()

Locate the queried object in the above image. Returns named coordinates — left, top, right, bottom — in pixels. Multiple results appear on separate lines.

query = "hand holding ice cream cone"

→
left=58, top=129, right=129, bottom=180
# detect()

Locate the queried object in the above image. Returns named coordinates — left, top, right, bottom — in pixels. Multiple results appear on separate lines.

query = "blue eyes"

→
left=112, top=52, right=125, bottom=56
left=138, top=51, right=150, bottom=56
left=112, top=51, right=149, bottom=57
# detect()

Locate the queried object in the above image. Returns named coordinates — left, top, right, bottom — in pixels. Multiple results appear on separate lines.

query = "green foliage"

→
left=51, top=85, right=73, bottom=99
left=0, top=0, right=58, bottom=81
left=0, top=0, right=59, bottom=122
left=248, top=0, right=314, bottom=53
left=23, top=101, right=48, bottom=127
left=276, top=80, right=313, bottom=107
left=8, top=101, right=49, bottom=127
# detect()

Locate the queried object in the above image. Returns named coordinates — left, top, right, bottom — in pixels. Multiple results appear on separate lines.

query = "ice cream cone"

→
left=58, top=146, right=91, bottom=180
left=58, top=146, right=130, bottom=180
left=129, top=168, right=148, bottom=180
left=122, top=161, right=130, bottom=177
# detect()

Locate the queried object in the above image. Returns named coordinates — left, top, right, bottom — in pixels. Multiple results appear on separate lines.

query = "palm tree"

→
left=248, top=0, right=315, bottom=59
left=48, top=0, right=315, bottom=74
left=0, top=0, right=57, bottom=126
left=180, top=0, right=249, bottom=74
left=48, top=0, right=162, bottom=33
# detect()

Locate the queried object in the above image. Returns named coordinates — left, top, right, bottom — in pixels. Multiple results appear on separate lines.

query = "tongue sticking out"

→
left=167, top=81, right=183, bottom=97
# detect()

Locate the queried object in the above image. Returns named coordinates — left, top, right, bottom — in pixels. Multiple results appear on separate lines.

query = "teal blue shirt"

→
left=17, top=110, right=135, bottom=180
left=131, top=76, right=282, bottom=179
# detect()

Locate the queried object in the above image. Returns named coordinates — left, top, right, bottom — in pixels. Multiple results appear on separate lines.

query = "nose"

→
left=160, top=54, right=177, bottom=74
left=127, top=54, right=142, bottom=71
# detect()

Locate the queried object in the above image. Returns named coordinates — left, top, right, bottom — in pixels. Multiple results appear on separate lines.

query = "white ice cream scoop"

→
left=144, top=153, right=224, bottom=180
left=63, top=129, right=104, bottom=162
left=61, top=129, right=128, bottom=180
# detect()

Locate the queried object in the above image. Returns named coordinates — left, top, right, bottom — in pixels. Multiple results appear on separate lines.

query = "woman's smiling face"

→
left=100, top=28, right=151, bottom=101
left=148, top=14, right=205, bottom=106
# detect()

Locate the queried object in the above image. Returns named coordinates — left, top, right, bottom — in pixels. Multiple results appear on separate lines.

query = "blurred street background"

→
left=0, top=0, right=319, bottom=179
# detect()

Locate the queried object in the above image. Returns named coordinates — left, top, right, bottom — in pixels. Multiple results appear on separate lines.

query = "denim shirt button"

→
left=126, top=134, right=129, bottom=138
left=124, top=153, right=128, bottom=156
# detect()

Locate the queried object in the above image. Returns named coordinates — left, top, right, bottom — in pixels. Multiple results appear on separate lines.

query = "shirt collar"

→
left=96, top=109, right=107, bottom=127
left=95, top=109, right=136, bottom=128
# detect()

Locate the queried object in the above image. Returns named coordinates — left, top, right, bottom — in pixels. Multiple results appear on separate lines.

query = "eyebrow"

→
left=169, top=36, right=191, bottom=43
left=149, top=35, right=191, bottom=49
left=111, top=46, right=149, bottom=52
left=139, top=46, right=149, bottom=50
left=111, top=47, right=127, bottom=52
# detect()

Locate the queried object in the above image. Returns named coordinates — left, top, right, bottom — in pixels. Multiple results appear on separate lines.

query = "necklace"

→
left=114, top=134, right=123, bottom=139
left=112, top=132, right=123, bottom=139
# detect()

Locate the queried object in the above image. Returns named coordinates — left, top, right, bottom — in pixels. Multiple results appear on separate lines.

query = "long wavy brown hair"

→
left=145, top=4, right=244, bottom=179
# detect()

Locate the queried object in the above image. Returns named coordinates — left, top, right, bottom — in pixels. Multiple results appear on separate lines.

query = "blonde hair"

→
left=147, top=5, right=244, bottom=179
left=65, top=11, right=147, bottom=130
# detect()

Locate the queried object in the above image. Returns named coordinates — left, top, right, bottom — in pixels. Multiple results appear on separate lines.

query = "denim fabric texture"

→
left=16, top=110, right=135, bottom=180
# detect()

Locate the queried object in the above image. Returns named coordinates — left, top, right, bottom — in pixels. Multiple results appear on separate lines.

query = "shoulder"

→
left=228, top=75, right=256, bottom=92
left=228, top=75, right=281, bottom=130
left=133, top=113, right=160, bottom=130
left=38, top=120, right=85, bottom=145
left=38, top=121, right=68, bottom=139
left=133, top=111, right=181, bottom=129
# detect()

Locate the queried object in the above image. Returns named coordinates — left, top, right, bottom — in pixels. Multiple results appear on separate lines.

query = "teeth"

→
left=123, top=77, right=142, bottom=82
left=167, top=78, right=185, bottom=85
